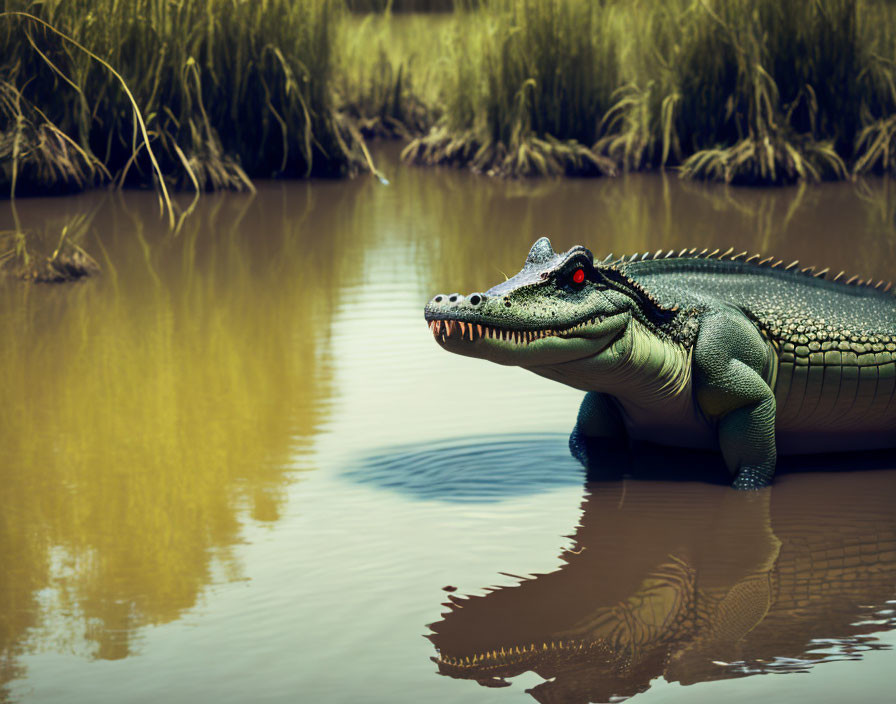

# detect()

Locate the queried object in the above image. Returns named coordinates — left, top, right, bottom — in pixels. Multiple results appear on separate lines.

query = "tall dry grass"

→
left=3, top=0, right=896, bottom=191
left=0, top=0, right=369, bottom=200
left=403, top=0, right=620, bottom=177
left=403, top=0, right=896, bottom=183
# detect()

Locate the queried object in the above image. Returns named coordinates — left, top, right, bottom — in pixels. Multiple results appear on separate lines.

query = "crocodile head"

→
left=424, top=237, right=673, bottom=370
left=427, top=482, right=713, bottom=701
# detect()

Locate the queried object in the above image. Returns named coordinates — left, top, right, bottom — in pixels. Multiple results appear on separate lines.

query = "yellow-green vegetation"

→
left=0, top=0, right=369, bottom=198
left=3, top=0, right=896, bottom=192
left=403, top=0, right=621, bottom=176
left=403, top=0, right=896, bottom=183
left=335, top=13, right=449, bottom=138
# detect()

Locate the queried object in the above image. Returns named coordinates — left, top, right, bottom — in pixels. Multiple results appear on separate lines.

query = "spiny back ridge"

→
left=600, top=247, right=893, bottom=294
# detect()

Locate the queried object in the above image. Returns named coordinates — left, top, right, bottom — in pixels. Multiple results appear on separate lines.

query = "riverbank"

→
left=2, top=0, right=896, bottom=200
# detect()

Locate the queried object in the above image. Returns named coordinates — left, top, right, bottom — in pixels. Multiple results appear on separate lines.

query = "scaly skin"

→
left=429, top=472, right=896, bottom=702
left=424, top=238, right=896, bottom=488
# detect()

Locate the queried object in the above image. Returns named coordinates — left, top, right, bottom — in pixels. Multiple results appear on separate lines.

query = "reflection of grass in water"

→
left=397, top=149, right=896, bottom=300
left=0, top=193, right=338, bottom=678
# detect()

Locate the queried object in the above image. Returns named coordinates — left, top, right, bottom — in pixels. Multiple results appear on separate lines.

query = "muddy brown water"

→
left=2, top=146, right=895, bottom=703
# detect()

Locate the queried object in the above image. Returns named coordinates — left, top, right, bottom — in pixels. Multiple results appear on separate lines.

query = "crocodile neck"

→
left=530, top=318, right=691, bottom=399
left=531, top=318, right=711, bottom=447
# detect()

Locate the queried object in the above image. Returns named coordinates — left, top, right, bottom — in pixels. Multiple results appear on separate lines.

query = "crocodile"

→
left=424, top=237, right=896, bottom=488
left=429, top=471, right=896, bottom=702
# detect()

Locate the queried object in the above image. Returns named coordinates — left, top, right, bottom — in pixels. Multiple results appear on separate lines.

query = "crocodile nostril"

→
left=434, top=295, right=443, bottom=303
left=449, top=295, right=458, bottom=303
left=469, top=294, right=482, bottom=306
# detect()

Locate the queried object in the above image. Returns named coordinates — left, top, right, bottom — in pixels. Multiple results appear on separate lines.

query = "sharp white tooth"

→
left=459, top=321, right=467, bottom=338
left=476, top=324, right=483, bottom=338
left=446, top=320, right=455, bottom=337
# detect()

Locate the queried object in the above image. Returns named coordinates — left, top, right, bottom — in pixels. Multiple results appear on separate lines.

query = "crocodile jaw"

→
left=426, top=312, right=632, bottom=367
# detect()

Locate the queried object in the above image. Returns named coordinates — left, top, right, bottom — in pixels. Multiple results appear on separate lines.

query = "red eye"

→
left=572, top=268, right=585, bottom=284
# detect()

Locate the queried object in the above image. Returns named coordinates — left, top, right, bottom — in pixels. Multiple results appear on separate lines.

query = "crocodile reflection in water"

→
left=429, top=470, right=896, bottom=703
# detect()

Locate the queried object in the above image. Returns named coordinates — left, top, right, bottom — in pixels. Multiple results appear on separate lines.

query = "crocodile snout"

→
left=426, top=292, right=488, bottom=317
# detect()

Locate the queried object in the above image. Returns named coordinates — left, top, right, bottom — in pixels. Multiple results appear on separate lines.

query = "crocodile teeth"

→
left=429, top=316, right=605, bottom=344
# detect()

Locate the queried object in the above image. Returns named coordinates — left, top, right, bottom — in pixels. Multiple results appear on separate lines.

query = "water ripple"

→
left=342, top=433, right=584, bottom=502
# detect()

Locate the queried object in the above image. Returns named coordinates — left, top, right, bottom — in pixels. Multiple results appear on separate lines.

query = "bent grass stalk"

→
left=3, top=1, right=896, bottom=190
left=1, top=11, right=176, bottom=228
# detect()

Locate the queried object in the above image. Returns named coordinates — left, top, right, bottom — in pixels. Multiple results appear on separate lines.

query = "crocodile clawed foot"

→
left=732, top=466, right=774, bottom=490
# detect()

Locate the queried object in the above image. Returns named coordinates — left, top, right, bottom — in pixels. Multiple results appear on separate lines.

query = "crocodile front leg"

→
left=569, top=391, right=632, bottom=480
left=694, top=309, right=778, bottom=489
left=718, top=392, right=777, bottom=489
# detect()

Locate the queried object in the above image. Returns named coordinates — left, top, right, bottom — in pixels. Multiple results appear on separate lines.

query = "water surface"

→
left=1, top=147, right=895, bottom=703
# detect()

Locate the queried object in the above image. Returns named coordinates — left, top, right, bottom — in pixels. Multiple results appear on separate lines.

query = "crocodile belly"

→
left=617, top=395, right=717, bottom=451
left=774, top=352, right=896, bottom=453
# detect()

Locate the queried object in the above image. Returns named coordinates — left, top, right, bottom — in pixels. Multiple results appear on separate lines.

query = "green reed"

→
left=404, top=0, right=896, bottom=183
left=0, top=0, right=368, bottom=200
left=334, top=13, right=447, bottom=138
left=403, top=0, right=620, bottom=177
left=3, top=0, right=896, bottom=194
